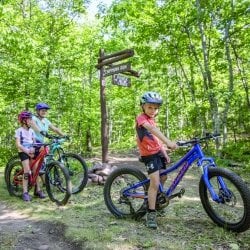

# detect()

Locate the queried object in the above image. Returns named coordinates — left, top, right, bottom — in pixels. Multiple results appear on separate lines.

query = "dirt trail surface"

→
left=0, top=202, right=84, bottom=250
left=0, top=154, right=141, bottom=250
left=0, top=155, right=250, bottom=250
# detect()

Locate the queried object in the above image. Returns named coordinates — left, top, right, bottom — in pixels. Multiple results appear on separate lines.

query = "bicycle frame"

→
left=45, top=138, right=66, bottom=162
left=123, top=143, right=226, bottom=203
left=13, top=146, right=50, bottom=187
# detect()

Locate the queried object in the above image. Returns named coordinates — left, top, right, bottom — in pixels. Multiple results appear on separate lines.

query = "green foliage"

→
left=0, top=0, right=249, bottom=161
left=220, top=139, right=250, bottom=168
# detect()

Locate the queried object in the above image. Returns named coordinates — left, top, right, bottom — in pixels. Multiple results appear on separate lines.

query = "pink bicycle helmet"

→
left=18, top=111, right=32, bottom=123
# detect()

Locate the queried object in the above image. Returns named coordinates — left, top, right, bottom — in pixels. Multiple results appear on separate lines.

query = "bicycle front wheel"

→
left=199, top=167, right=250, bottom=232
left=45, top=161, right=72, bottom=206
left=59, top=153, right=88, bottom=194
left=103, top=166, right=149, bottom=218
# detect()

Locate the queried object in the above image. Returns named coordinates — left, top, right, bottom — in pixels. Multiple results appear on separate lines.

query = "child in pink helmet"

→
left=15, top=111, right=45, bottom=201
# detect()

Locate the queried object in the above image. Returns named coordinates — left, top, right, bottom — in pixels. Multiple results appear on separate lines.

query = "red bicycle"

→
left=5, top=143, right=72, bottom=205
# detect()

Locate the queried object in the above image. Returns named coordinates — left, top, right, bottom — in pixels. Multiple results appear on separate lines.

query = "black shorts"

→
left=141, top=152, right=167, bottom=175
left=18, top=148, right=40, bottom=161
left=18, top=152, right=30, bottom=161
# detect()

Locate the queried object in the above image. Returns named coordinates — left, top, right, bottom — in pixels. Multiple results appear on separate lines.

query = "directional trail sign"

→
left=104, top=62, right=131, bottom=77
left=97, top=48, right=139, bottom=163
left=112, top=74, right=131, bottom=87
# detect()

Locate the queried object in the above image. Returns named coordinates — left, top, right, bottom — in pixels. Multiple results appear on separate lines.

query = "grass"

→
left=1, top=166, right=250, bottom=250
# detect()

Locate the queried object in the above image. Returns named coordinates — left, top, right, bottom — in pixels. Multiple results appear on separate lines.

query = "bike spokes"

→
left=199, top=168, right=250, bottom=232
left=45, top=161, right=71, bottom=205
left=61, top=153, right=88, bottom=194
left=104, top=167, right=149, bottom=218
left=6, top=161, right=23, bottom=197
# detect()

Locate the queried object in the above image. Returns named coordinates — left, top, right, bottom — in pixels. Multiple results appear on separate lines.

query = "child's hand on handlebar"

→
left=167, top=141, right=178, bottom=150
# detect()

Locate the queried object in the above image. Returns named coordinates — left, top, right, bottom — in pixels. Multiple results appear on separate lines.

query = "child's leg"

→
left=22, top=159, right=30, bottom=193
left=148, top=170, right=160, bottom=210
left=32, top=162, right=41, bottom=192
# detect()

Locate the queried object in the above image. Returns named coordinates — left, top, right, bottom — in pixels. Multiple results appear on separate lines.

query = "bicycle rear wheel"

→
left=199, top=167, right=250, bottom=232
left=5, top=155, right=19, bottom=185
left=103, top=166, right=149, bottom=218
left=60, top=153, right=88, bottom=194
left=45, top=161, right=72, bottom=206
left=5, top=160, right=23, bottom=197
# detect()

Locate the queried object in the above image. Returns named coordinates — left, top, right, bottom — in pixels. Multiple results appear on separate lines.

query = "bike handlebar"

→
left=46, top=134, right=70, bottom=141
left=29, top=135, right=70, bottom=148
left=177, top=133, right=220, bottom=147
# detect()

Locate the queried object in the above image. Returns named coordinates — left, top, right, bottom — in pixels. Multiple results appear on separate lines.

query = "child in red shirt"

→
left=136, top=92, right=177, bottom=229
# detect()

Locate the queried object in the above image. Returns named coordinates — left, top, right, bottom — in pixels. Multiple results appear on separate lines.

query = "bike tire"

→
left=103, top=166, right=149, bottom=218
left=5, top=155, right=19, bottom=185
left=199, top=167, right=250, bottom=232
left=59, top=153, right=88, bottom=194
left=45, top=161, right=72, bottom=206
left=5, top=160, right=23, bottom=197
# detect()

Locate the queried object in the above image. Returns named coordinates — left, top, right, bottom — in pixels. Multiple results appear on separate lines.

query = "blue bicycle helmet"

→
left=35, top=102, right=50, bottom=110
left=140, top=91, right=163, bottom=106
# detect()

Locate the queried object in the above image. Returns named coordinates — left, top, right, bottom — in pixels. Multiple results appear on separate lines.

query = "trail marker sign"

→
left=112, top=74, right=131, bottom=87
left=104, top=62, right=131, bottom=77
left=97, top=48, right=139, bottom=163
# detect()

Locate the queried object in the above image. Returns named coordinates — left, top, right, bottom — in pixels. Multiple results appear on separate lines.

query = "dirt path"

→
left=0, top=201, right=83, bottom=250
left=0, top=154, right=141, bottom=250
left=1, top=153, right=250, bottom=249
left=0, top=153, right=198, bottom=249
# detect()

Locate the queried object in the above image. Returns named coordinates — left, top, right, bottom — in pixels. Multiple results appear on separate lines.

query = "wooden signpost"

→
left=96, top=48, right=139, bottom=163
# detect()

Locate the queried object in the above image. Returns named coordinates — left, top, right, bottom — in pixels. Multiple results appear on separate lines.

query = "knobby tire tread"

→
left=62, top=153, right=88, bottom=194
left=103, top=166, right=148, bottom=218
left=199, top=167, right=250, bottom=232
left=45, top=161, right=72, bottom=206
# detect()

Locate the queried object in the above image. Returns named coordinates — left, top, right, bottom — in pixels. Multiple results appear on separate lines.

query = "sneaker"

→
left=146, top=211, right=157, bottom=229
left=23, top=192, right=31, bottom=202
left=34, top=190, right=46, bottom=199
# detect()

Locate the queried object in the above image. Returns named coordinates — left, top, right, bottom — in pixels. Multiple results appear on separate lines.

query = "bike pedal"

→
left=178, top=188, right=185, bottom=198
left=169, top=188, right=185, bottom=199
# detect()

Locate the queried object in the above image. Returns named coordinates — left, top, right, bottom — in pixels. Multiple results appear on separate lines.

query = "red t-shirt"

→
left=136, top=113, right=162, bottom=156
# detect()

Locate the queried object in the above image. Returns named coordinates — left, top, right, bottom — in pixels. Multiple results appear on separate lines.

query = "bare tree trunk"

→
left=231, top=45, right=250, bottom=109
left=221, top=1, right=234, bottom=145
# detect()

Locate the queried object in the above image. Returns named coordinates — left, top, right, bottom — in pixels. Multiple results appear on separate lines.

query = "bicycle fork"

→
left=202, top=166, right=231, bottom=203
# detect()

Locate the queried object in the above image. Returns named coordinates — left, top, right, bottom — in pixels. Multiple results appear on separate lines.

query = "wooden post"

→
left=97, top=48, right=138, bottom=163
left=99, top=49, right=109, bottom=163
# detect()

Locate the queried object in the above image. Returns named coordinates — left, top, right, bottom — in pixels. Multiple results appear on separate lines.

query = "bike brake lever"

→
left=177, top=141, right=190, bottom=147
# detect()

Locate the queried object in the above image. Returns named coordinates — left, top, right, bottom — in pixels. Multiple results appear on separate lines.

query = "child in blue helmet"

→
left=136, top=91, right=178, bottom=229
left=31, top=102, right=66, bottom=143
left=15, top=111, right=46, bottom=201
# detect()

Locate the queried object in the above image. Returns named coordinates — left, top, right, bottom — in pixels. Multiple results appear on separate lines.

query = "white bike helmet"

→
left=140, top=91, right=163, bottom=106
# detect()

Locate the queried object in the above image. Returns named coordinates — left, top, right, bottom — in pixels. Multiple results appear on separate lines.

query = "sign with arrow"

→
left=104, top=62, right=131, bottom=77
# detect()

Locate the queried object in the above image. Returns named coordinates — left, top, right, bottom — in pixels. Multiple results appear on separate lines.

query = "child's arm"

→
left=49, top=123, right=65, bottom=136
left=30, top=120, right=42, bottom=133
left=142, top=122, right=178, bottom=150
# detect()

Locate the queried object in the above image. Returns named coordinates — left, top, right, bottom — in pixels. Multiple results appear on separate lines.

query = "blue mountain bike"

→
left=103, top=133, right=250, bottom=233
